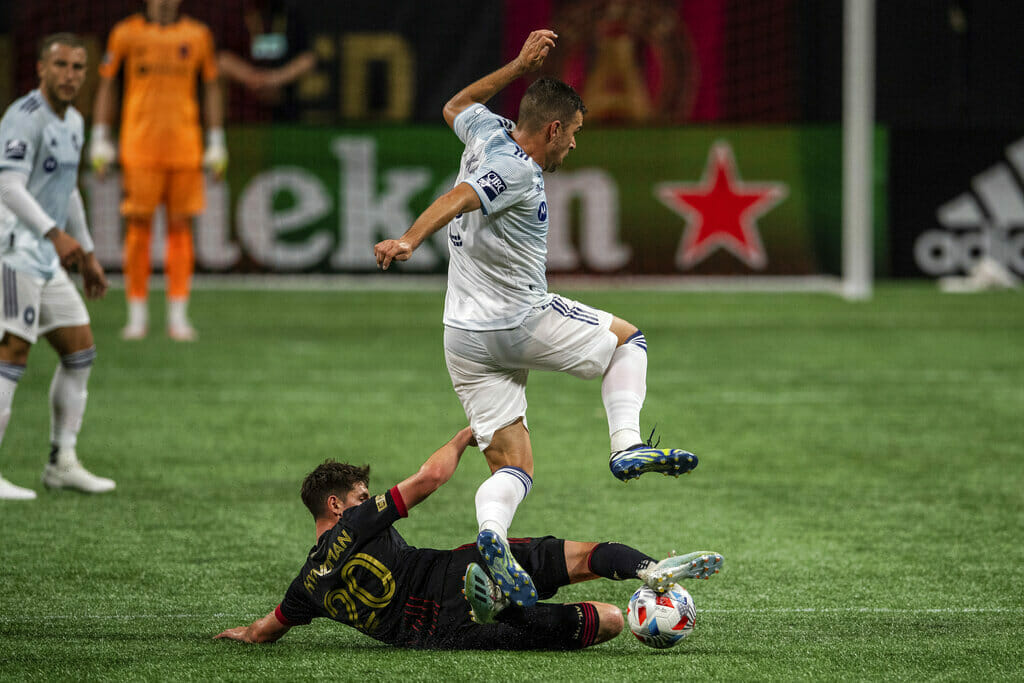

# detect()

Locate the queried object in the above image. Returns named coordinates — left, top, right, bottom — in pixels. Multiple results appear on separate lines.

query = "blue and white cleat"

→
left=476, top=530, right=538, bottom=608
left=462, top=562, right=509, bottom=624
left=609, top=446, right=698, bottom=481
left=639, top=551, right=724, bottom=592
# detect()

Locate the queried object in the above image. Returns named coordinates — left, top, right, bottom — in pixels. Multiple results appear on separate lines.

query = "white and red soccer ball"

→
left=626, top=584, right=695, bottom=649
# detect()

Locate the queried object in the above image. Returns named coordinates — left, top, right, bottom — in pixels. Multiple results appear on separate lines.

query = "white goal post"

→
left=842, top=0, right=875, bottom=300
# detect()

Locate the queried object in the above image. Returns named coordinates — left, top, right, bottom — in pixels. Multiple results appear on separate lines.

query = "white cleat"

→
left=167, top=323, right=198, bottom=342
left=120, top=323, right=148, bottom=340
left=42, top=450, right=116, bottom=494
left=638, top=551, right=724, bottom=592
left=0, top=474, right=37, bottom=500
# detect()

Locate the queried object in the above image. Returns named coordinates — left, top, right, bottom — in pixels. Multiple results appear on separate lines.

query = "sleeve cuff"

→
left=274, top=604, right=293, bottom=626
left=389, top=486, right=408, bottom=518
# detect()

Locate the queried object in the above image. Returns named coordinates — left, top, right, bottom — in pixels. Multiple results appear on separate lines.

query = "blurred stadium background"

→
left=3, top=0, right=1022, bottom=291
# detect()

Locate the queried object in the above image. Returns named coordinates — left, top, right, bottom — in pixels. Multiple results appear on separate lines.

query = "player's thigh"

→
left=166, top=168, right=204, bottom=219
left=444, top=327, right=528, bottom=452
left=509, top=536, right=570, bottom=600
left=0, top=262, right=45, bottom=346
left=37, top=268, right=90, bottom=345
left=504, top=295, right=618, bottom=380
left=120, top=165, right=168, bottom=218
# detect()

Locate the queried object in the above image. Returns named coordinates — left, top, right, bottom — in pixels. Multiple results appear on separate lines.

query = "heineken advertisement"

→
left=84, top=125, right=887, bottom=276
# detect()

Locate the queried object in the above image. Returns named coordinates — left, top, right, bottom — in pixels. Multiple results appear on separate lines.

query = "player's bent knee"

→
left=592, top=602, right=624, bottom=643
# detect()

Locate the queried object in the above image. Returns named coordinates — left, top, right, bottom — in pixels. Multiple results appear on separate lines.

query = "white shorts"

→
left=0, top=263, right=90, bottom=344
left=444, top=294, right=618, bottom=450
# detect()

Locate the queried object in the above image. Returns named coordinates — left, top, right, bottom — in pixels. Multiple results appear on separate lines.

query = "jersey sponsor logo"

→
left=477, top=171, right=507, bottom=201
left=4, top=140, right=27, bottom=160
left=375, top=494, right=387, bottom=512
left=43, top=157, right=58, bottom=173
left=538, top=201, right=547, bottom=221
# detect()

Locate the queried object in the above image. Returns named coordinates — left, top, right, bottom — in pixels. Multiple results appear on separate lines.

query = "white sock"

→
left=476, top=466, right=533, bottom=539
left=0, top=363, right=25, bottom=448
left=167, top=297, right=190, bottom=328
left=602, top=332, right=648, bottom=452
left=127, top=298, right=148, bottom=329
left=49, top=348, right=95, bottom=450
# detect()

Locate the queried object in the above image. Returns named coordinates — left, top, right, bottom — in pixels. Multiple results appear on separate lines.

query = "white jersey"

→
left=0, top=89, right=84, bottom=279
left=443, top=104, right=553, bottom=331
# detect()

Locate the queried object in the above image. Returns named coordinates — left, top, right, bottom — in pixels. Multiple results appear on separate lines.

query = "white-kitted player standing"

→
left=0, top=33, right=113, bottom=500
left=374, top=30, right=698, bottom=608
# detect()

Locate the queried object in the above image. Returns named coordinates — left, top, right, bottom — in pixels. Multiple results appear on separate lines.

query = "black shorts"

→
left=397, top=536, right=597, bottom=650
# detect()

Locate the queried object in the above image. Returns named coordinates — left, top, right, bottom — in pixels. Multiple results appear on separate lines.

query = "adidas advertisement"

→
left=890, top=130, right=1024, bottom=278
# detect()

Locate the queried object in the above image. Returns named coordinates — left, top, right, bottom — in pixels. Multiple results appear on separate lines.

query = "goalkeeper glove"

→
left=203, top=127, right=228, bottom=178
left=88, top=124, right=115, bottom=176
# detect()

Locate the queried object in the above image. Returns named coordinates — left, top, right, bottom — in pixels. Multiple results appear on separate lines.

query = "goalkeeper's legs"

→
left=165, top=217, right=196, bottom=342
left=122, top=218, right=152, bottom=340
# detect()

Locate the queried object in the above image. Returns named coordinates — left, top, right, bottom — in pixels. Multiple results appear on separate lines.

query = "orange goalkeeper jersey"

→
left=98, top=14, right=218, bottom=169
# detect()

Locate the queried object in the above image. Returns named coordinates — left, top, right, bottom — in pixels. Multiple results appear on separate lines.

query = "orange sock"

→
left=123, top=219, right=153, bottom=301
left=165, top=218, right=194, bottom=301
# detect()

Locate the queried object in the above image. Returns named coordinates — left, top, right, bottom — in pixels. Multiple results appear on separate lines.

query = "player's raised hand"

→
left=80, top=252, right=109, bottom=300
left=374, top=239, right=414, bottom=270
left=516, top=29, right=557, bottom=73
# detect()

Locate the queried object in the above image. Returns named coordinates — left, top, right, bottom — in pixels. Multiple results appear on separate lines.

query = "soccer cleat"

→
left=609, top=446, right=698, bottom=481
left=476, top=530, right=538, bottom=608
left=120, top=323, right=147, bottom=340
left=0, top=474, right=37, bottom=500
left=463, top=562, right=509, bottom=624
left=168, top=323, right=198, bottom=342
left=42, top=449, right=116, bottom=494
left=638, top=551, right=724, bottom=592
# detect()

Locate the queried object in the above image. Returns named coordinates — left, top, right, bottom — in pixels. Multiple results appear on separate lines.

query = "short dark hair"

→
left=517, top=77, right=587, bottom=133
left=38, top=33, right=86, bottom=61
left=300, top=460, right=370, bottom=519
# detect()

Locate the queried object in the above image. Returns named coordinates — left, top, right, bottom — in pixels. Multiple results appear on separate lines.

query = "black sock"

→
left=587, top=542, right=655, bottom=581
left=497, top=602, right=600, bottom=649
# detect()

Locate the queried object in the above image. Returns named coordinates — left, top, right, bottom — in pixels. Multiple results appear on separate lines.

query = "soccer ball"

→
left=626, top=584, right=695, bottom=649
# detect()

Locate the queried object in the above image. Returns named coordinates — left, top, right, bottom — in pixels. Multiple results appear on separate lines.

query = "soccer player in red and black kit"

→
left=214, top=427, right=723, bottom=650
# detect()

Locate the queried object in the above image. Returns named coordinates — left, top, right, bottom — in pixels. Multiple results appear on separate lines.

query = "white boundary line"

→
left=2, top=607, right=1020, bottom=623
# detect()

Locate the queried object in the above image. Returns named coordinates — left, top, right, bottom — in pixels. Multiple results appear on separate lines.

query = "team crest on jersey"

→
left=179, top=44, right=190, bottom=59
left=477, top=171, right=507, bottom=200
left=4, top=140, right=26, bottom=160
left=43, top=157, right=57, bottom=173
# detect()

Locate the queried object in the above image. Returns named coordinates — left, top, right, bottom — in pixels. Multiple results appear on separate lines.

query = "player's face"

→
left=146, top=0, right=183, bottom=24
left=37, top=44, right=87, bottom=107
left=545, top=110, right=584, bottom=172
left=340, top=482, right=370, bottom=511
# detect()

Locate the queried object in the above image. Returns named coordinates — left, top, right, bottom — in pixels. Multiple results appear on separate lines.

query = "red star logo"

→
left=656, top=142, right=787, bottom=270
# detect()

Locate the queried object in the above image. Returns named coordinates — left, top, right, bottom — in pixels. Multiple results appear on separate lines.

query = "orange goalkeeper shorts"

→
left=121, top=165, right=205, bottom=219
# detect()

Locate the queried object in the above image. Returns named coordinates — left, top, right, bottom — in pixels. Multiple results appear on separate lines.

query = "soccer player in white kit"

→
left=374, top=30, right=696, bottom=606
left=0, top=34, right=113, bottom=500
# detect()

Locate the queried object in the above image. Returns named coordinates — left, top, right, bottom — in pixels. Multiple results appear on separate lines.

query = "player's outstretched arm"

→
left=394, top=427, right=476, bottom=509
left=374, top=182, right=481, bottom=269
left=442, top=29, right=556, bottom=129
left=214, top=609, right=290, bottom=644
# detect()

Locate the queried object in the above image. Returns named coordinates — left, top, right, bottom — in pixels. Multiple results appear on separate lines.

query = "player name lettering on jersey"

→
left=302, top=528, right=352, bottom=592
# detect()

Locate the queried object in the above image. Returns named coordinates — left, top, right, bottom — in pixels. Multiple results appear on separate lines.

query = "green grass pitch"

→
left=1, top=284, right=1021, bottom=680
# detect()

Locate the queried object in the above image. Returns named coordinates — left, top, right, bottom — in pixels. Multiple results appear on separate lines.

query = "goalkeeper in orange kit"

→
left=90, top=0, right=226, bottom=341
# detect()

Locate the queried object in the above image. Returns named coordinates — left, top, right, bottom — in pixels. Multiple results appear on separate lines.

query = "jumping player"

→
left=0, top=33, right=113, bottom=499
left=373, top=30, right=698, bottom=608
left=213, top=427, right=723, bottom=649
left=90, top=0, right=226, bottom=341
